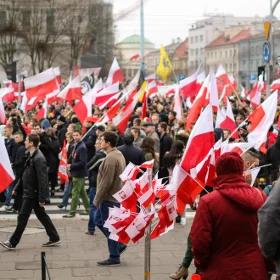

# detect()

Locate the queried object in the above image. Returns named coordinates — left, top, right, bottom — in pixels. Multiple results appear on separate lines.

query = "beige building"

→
left=115, top=34, right=155, bottom=80
left=205, top=27, right=252, bottom=77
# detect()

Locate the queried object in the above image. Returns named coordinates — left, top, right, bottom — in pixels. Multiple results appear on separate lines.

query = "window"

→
left=200, top=35, right=203, bottom=42
left=46, top=8, right=55, bottom=34
left=22, top=10, right=31, bottom=30
left=0, top=11, right=6, bottom=29
left=190, top=37, right=193, bottom=43
left=195, top=36, right=198, bottom=43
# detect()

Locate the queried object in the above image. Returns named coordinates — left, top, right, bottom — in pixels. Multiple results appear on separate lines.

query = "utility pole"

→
left=140, top=0, right=145, bottom=73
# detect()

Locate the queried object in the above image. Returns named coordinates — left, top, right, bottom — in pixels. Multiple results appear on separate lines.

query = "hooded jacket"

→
left=191, top=171, right=268, bottom=279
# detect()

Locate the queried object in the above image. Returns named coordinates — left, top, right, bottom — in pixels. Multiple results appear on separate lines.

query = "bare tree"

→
left=0, top=0, right=20, bottom=72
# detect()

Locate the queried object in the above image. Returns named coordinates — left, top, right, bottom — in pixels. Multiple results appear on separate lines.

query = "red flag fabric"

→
left=58, top=142, right=68, bottom=184
left=0, top=136, right=15, bottom=192
left=106, top=57, right=124, bottom=85
left=57, top=76, right=82, bottom=102
left=24, top=68, right=59, bottom=100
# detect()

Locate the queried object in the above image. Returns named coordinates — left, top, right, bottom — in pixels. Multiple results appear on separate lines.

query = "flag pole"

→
left=144, top=167, right=152, bottom=280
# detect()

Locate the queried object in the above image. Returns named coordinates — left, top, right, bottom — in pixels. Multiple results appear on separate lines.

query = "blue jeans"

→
left=62, top=181, right=72, bottom=207
left=5, top=181, right=15, bottom=206
left=88, top=187, right=96, bottom=233
left=95, top=201, right=123, bottom=261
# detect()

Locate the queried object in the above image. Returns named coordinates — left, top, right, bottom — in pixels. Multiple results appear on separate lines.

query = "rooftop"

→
left=116, top=34, right=154, bottom=46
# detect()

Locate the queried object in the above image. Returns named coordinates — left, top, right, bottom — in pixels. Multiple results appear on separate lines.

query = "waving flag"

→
left=156, top=46, right=173, bottom=82
left=106, top=57, right=124, bottom=85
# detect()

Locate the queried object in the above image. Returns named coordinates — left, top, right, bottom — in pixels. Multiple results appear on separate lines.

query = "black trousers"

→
left=10, top=198, right=60, bottom=247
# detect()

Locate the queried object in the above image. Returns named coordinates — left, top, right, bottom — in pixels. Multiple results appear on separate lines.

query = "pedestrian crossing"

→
left=0, top=180, right=196, bottom=221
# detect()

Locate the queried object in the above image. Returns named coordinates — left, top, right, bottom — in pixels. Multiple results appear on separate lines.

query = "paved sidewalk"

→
left=0, top=219, right=194, bottom=280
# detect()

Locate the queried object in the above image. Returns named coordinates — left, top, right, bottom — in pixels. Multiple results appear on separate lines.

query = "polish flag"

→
left=137, top=181, right=156, bottom=209
left=216, top=65, right=231, bottom=94
left=247, top=92, right=278, bottom=150
left=140, top=160, right=154, bottom=170
left=0, top=87, right=16, bottom=103
left=180, top=71, right=205, bottom=101
left=248, top=81, right=265, bottom=108
left=24, top=68, right=59, bottom=100
left=147, top=80, right=158, bottom=98
left=113, top=180, right=138, bottom=212
left=94, top=82, right=119, bottom=107
left=106, top=57, right=124, bottom=85
left=73, top=79, right=103, bottom=124
left=58, top=142, right=69, bottom=184
left=174, top=85, right=183, bottom=120
left=20, top=92, right=27, bottom=113
left=141, top=90, right=148, bottom=120
left=0, top=136, right=15, bottom=192
left=219, top=99, right=238, bottom=138
left=129, top=53, right=140, bottom=61
left=271, top=78, right=280, bottom=92
left=57, top=76, right=82, bottom=102
left=186, top=74, right=210, bottom=130
left=112, top=87, right=141, bottom=134
left=150, top=197, right=177, bottom=239
left=175, top=105, right=215, bottom=213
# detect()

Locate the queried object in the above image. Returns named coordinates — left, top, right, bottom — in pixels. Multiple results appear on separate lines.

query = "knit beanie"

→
left=216, top=152, right=244, bottom=176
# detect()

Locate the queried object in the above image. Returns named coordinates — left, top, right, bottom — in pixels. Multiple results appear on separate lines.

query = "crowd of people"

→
left=0, top=84, right=279, bottom=278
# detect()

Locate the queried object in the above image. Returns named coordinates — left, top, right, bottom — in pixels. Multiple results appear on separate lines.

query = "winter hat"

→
left=41, top=119, right=51, bottom=130
left=216, top=152, right=244, bottom=176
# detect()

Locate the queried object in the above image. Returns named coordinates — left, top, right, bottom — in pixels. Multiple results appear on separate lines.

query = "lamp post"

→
left=140, top=0, right=145, bottom=72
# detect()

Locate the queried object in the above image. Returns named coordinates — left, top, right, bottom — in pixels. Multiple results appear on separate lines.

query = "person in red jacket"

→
left=190, top=152, right=268, bottom=280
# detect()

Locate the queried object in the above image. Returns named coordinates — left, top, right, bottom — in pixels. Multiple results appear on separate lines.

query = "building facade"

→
left=188, top=14, right=264, bottom=74
left=115, top=34, right=155, bottom=80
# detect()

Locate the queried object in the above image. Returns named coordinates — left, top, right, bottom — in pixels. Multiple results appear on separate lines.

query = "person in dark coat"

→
left=265, top=134, right=280, bottom=183
left=56, top=115, right=68, bottom=148
left=190, top=152, right=268, bottom=280
left=258, top=178, right=280, bottom=278
left=86, top=137, right=106, bottom=235
left=158, top=122, right=173, bottom=167
left=39, top=128, right=60, bottom=197
left=118, top=133, right=145, bottom=165
left=0, top=134, right=60, bottom=250
left=83, top=119, right=97, bottom=162
left=11, top=132, right=26, bottom=212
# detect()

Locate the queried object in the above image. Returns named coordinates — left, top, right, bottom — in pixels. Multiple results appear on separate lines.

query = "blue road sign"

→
left=263, top=41, right=271, bottom=64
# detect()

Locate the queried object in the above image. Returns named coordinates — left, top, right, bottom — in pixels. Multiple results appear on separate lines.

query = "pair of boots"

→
left=169, top=265, right=188, bottom=280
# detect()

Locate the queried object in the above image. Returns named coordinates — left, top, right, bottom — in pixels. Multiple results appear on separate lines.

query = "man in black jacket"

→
left=118, top=133, right=145, bottom=165
left=0, top=134, right=60, bottom=250
left=86, top=137, right=106, bottom=235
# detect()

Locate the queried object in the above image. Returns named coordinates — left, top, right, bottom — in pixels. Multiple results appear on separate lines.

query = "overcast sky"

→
left=113, top=0, right=279, bottom=47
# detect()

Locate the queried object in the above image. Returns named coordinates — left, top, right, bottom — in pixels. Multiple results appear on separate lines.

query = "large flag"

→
left=24, top=68, right=59, bottom=100
left=247, top=91, right=278, bottom=150
left=216, top=65, right=231, bottom=94
left=58, top=142, right=68, bottom=184
left=57, top=76, right=82, bottom=102
left=156, top=46, right=173, bottom=82
left=106, top=57, right=124, bottom=85
left=0, top=136, right=15, bottom=192
left=94, top=82, right=119, bottom=107
left=176, top=105, right=215, bottom=213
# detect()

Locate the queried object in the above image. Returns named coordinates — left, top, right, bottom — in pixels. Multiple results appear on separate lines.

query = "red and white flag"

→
left=113, top=180, right=138, bottom=212
left=219, top=99, right=238, bottom=138
left=0, top=136, right=15, bottom=192
left=216, top=65, right=231, bottom=94
left=247, top=91, right=278, bottom=150
left=0, top=94, right=6, bottom=124
left=58, top=142, right=68, bottom=184
left=175, top=105, right=215, bottom=213
left=106, top=57, right=124, bottom=85
left=94, top=82, right=119, bottom=107
left=57, top=76, right=82, bottom=102
left=24, top=68, right=59, bottom=100
left=271, top=78, right=280, bottom=92
left=129, top=53, right=140, bottom=61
